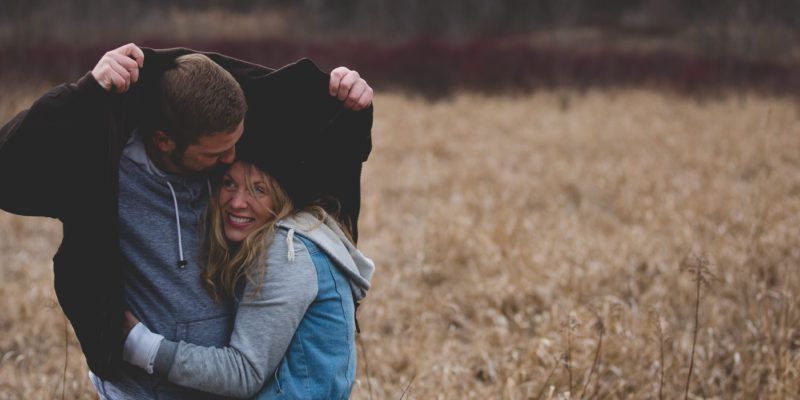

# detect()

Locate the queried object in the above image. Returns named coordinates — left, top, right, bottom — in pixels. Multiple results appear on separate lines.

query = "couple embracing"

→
left=0, top=43, right=376, bottom=399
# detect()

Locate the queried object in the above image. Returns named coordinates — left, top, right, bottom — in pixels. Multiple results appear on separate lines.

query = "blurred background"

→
left=1, top=0, right=799, bottom=94
left=1, top=2, right=799, bottom=399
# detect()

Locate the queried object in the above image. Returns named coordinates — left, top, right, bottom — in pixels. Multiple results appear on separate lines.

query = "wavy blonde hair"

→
left=202, top=162, right=356, bottom=301
left=201, top=162, right=294, bottom=301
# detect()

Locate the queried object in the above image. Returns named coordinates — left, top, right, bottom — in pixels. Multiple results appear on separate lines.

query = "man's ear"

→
left=152, top=131, right=176, bottom=154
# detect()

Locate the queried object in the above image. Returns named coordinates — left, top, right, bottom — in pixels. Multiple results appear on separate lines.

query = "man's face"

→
left=173, top=121, right=244, bottom=175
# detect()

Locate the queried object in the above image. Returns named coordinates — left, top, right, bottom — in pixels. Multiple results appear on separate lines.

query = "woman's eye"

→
left=222, top=178, right=236, bottom=189
left=254, top=186, right=267, bottom=195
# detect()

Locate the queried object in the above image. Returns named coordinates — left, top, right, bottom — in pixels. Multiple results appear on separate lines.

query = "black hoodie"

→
left=0, top=48, right=372, bottom=379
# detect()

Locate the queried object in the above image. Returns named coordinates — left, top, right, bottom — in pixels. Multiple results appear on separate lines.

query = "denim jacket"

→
left=257, top=235, right=357, bottom=399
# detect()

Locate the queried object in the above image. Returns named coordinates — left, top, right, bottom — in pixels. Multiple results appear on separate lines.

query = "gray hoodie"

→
left=95, top=133, right=234, bottom=400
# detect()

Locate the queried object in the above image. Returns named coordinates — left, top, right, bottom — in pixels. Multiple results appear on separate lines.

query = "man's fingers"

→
left=108, top=49, right=139, bottom=68
left=329, top=67, right=349, bottom=97
left=129, top=64, right=140, bottom=84
left=108, top=52, right=139, bottom=84
left=91, top=43, right=144, bottom=92
left=108, top=51, right=140, bottom=73
left=130, top=45, right=145, bottom=68
left=330, top=66, right=373, bottom=110
left=108, top=52, right=139, bottom=83
left=354, top=86, right=374, bottom=111
left=92, top=61, right=115, bottom=91
left=108, top=59, right=131, bottom=83
left=109, top=64, right=131, bottom=93
left=118, top=43, right=145, bottom=68
left=96, top=64, right=121, bottom=92
left=343, top=80, right=367, bottom=110
left=115, top=54, right=141, bottom=84
left=337, top=71, right=360, bottom=101
left=108, top=43, right=145, bottom=82
left=107, top=69, right=127, bottom=93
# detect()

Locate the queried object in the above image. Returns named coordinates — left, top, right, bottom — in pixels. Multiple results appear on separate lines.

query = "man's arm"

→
left=0, top=44, right=143, bottom=218
left=0, top=75, right=103, bottom=217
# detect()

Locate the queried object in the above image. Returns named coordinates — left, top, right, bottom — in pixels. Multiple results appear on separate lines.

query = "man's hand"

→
left=123, top=310, right=140, bottom=338
left=329, top=67, right=373, bottom=111
left=91, top=43, right=145, bottom=93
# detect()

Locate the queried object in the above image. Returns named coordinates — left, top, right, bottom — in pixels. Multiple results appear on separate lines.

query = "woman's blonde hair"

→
left=201, top=162, right=352, bottom=301
left=201, top=162, right=294, bottom=301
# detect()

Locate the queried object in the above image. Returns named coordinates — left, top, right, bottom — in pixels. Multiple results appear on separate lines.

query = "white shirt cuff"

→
left=123, top=322, right=164, bottom=374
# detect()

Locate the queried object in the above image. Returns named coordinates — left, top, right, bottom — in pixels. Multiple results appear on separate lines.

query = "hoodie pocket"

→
left=174, top=313, right=233, bottom=347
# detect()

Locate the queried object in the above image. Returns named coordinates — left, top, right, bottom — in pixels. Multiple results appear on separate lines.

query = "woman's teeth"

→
left=229, top=215, right=254, bottom=224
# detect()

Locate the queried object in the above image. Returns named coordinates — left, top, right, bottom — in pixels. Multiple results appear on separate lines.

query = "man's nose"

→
left=220, top=147, right=236, bottom=164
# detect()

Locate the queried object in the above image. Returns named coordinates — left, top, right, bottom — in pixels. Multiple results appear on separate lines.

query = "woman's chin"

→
left=223, top=227, right=248, bottom=243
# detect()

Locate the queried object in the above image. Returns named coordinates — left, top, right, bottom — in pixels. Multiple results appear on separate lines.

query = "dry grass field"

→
left=1, top=85, right=799, bottom=399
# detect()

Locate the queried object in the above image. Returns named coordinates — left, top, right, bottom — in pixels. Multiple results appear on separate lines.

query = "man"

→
left=0, top=43, right=373, bottom=398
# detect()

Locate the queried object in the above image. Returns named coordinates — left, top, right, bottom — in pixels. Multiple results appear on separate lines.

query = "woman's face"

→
left=218, top=162, right=275, bottom=243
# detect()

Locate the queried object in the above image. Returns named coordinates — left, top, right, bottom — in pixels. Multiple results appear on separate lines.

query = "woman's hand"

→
left=123, top=310, right=140, bottom=338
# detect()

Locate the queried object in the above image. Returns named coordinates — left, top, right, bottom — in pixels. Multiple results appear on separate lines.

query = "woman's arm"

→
left=126, top=229, right=319, bottom=398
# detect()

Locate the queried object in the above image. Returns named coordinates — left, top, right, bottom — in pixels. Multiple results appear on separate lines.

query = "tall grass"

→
left=0, top=85, right=798, bottom=398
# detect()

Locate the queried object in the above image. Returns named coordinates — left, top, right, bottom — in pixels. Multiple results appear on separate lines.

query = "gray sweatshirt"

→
left=102, top=133, right=234, bottom=400
left=133, top=212, right=375, bottom=398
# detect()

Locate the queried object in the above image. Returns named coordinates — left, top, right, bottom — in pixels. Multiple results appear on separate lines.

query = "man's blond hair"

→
left=159, top=54, right=247, bottom=148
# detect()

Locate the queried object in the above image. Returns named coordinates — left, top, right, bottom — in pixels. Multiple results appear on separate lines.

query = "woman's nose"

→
left=230, top=190, right=249, bottom=209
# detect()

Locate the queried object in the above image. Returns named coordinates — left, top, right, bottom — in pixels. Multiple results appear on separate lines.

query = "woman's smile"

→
left=219, top=162, right=275, bottom=242
left=226, top=212, right=255, bottom=226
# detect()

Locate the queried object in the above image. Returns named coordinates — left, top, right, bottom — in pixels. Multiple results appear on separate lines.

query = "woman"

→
left=122, top=160, right=374, bottom=399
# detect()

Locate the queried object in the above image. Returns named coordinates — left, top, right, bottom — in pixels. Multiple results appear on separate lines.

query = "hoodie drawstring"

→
left=165, top=181, right=188, bottom=268
left=166, top=179, right=212, bottom=269
left=286, top=228, right=296, bottom=262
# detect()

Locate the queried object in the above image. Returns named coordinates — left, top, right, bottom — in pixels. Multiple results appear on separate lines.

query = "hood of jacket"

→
left=277, top=212, right=374, bottom=301
left=122, top=131, right=167, bottom=178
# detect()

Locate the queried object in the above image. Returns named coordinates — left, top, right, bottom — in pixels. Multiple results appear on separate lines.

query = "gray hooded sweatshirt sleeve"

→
left=153, top=228, right=315, bottom=398
left=150, top=214, right=374, bottom=398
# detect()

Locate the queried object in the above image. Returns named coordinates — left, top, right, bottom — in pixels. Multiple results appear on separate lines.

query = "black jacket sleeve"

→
left=0, top=73, right=107, bottom=218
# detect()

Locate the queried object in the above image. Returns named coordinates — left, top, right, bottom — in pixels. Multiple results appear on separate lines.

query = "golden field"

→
left=0, top=86, right=798, bottom=399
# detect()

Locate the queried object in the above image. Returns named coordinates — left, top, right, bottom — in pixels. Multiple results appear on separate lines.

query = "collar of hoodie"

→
left=122, top=131, right=212, bottom=269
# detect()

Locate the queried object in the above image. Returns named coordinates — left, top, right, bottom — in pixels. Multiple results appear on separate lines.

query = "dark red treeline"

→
left=2, top=38, right=797, bottom=97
